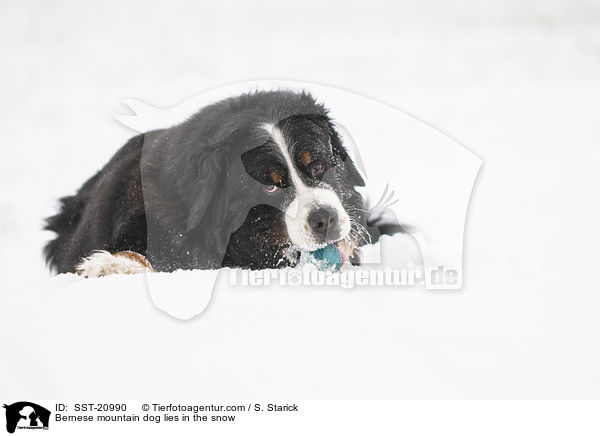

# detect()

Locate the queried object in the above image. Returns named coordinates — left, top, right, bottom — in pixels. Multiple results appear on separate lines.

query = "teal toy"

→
left=310, top=244, right=344, bottom=271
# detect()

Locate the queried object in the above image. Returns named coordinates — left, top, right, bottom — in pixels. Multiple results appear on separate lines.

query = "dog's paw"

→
left=76, top=251, right=153, bottom=278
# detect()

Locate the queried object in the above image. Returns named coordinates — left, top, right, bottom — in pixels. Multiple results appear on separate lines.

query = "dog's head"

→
left=241, top=113, right=365, bottom=248
left=144, top=91, right=366, bottom=269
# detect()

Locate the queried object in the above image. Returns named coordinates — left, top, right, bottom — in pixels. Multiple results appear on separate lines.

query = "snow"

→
left=1, top=0, right=600, bottom=399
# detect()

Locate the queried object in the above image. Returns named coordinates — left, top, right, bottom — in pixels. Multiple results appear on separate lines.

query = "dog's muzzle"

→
left=284, top=187, right=351, bottom=251
left=307, top=205, right=341, bottom=244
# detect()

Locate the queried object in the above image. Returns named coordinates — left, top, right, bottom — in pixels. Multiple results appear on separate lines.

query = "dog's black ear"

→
left=186, top=152, right=222, bottom=232
left=330, top=124, right=365, bottom=187
left=183, top=145, right=251, bottom=269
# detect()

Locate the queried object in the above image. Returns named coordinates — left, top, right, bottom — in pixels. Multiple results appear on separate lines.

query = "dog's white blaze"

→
left=262, top=123, right=351, bottom=251
left=268, top=125, right=307, bottom=193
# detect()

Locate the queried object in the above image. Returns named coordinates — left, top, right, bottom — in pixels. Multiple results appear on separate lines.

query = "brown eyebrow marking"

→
left=301, top=151, right=311, bottom=165
left=270, top=171, right=282, bottom=184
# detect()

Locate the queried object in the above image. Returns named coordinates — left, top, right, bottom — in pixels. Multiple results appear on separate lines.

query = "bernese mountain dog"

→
left=44, top=90, right=399, bottom=276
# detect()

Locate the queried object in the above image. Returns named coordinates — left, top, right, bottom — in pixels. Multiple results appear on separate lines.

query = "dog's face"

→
left=223, top=114, right=365, bottom=268
left=166, top=96, right=367, bottom=271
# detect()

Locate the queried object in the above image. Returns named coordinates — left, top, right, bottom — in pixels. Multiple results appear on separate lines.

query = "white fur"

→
left=263, top=123, right=351, bottom=251
left=76, top=251, right=150, bottom=278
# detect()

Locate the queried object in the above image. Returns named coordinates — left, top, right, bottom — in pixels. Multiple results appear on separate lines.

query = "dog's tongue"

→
left=339, top=247, right=347, bottom=265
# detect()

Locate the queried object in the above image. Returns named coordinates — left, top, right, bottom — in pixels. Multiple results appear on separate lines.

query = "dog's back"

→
left=44, top=133, right=151, bottom=273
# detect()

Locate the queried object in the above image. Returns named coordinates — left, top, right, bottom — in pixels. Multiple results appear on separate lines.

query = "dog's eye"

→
left=311, top=163, right=324, bottom=177
left=264, top=184, right=279, bottom=193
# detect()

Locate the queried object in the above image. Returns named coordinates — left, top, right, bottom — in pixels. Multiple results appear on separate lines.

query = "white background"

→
left=1, top=0, right=600, bottom=431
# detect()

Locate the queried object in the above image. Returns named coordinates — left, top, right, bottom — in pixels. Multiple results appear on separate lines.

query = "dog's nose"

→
left=308, top=206, right=339, bottom=240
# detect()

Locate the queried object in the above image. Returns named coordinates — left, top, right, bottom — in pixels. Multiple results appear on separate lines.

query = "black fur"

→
left=44, top=90, right=372, bottom=273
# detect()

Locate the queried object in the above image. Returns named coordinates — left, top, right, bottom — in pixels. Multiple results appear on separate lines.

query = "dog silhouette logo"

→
left=3, top=402, right=50, bottom=433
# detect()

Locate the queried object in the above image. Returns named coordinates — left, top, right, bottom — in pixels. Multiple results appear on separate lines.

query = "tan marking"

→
left=115, top=251, right=154, bottom=271
left=270, top=171, right=282, bottom=184
left=301, top=151, right=312, bottom=165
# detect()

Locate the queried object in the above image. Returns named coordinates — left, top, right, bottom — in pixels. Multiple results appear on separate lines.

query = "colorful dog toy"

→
left=309, top=244, right=344, bottom=271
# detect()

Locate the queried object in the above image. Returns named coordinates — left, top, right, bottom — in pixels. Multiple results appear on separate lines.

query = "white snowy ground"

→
left=1, top=0, right=600, bottom=399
